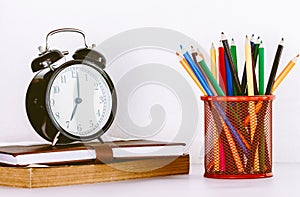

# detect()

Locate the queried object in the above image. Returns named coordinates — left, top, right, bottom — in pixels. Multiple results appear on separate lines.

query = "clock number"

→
left=53, top=86, right=60, bottom=94
left=94, top=83, right=99, bottom=90
left=66, top=121, right=70, bottom=128
left=89, top=120, right=94, bottom=128
left=77, top=124, right=82, bottom=132
left=71, top=69, right=77, bottom=78
left=97, top=109, right=101, bottom=117
left=55, top=112, right=60, bottom=119
left=50, top=99, right=55, bottom=107
left=99, top=96, right=105, bottom=104
left=61, top=75, right=67, bottom=84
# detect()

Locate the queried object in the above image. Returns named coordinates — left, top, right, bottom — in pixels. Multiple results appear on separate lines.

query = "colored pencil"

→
left=246, top=35, right=259, bottom=172
left=196, top=51, right=225, bottom=96
left=179, top=44, right=248, bottom=156
left=253, top=37, right=261, bottom=66
left=272, top=54, right=299, bottom=93
left=213, top=123, right=220, bottom=172
left=245, top=35, right=257, bottom=134
left=219, top=140, right=226, bottom=172
left=197, top=49, right=250, bottom=149
left=191, top=46, right=218, bottom=96
left=251, top=37, right=260, bottom=95
left=212, top=101, right=248, bottom=156
left=218, top=41, right=227, bottom=94
left=231, top=38, right=238, bottom=72
left=245, top=36, right=255, bottom=96
left=225, top=53, right=234, bottom=96
left=176, top=52, right=207, bottom=95
left=241, top=66, right=247, bottom=93
left=265, top=38, right=284, bottom=95
left=258, top=41, right=265, bottom=95
left=241, top=34, right=255, bottom=94
left=218, top=112, right=244, bottom=172
left=180, top=45, right=213, bottom=96
left=209, top=102, right=245, bottom=172
left=250, top=34, right=255, bottom=50
left=199, top=52, right=205, bottom=61
left=231, top=39, right=238, bottom=95
left=221, top=32, right=243, bottom=95
left=210, top=42, right=217, bottom=80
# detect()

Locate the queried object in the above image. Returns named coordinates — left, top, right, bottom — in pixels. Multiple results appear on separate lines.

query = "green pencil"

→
left=259, top=41, right=264, bottom=95
left=230, top=38, right=238, bottom=95
left=195, top=51, right=225, bottom=96
left=230, top=38, right=238, bottom=72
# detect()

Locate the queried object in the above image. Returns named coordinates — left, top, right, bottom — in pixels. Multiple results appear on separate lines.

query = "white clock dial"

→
left=47, top=64, right=112, bottom=137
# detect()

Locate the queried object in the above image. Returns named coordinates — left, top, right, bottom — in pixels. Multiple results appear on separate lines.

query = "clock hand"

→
left=70, top=71, right=82, bottom=121
left=76, top=70, right=80, bottom=98
left=70, top=103, right=78, bottom=121
left=70, top=97, right=82, bottom=121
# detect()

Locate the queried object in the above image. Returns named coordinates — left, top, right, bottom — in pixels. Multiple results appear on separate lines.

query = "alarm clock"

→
left=26, top=28, right=117, bottom=145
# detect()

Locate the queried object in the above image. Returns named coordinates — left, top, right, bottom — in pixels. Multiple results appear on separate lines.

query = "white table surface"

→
left=0, top=163, right=299, bottom=196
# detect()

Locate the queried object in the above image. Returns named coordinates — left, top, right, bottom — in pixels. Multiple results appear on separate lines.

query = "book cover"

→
left=0, top=140, right=185, bottom=166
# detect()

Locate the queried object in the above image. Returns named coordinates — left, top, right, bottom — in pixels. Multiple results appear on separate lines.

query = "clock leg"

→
left=52, top=131, right=61, bottom=146
left=97, top=136, right=104, bottom=144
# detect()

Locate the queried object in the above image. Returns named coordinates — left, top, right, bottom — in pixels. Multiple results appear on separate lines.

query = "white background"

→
left=0, top=0, right=300, bottom=163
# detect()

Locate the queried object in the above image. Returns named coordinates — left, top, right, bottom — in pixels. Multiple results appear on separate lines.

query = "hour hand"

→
left=70, top=103, right=78, bottom=121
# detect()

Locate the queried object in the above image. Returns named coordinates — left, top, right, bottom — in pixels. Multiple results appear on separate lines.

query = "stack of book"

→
left=0, top=140, right=189, bottom=188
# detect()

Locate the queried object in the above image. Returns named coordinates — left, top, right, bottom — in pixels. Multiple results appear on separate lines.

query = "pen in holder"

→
left=201, top=95, right=275, bottom=179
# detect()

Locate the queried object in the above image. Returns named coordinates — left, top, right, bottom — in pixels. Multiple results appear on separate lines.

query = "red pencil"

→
left=218, top=40, right=227, bottom=95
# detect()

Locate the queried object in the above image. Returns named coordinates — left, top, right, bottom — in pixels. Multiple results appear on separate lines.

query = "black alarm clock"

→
left=26, top=28, right=117, bottom=146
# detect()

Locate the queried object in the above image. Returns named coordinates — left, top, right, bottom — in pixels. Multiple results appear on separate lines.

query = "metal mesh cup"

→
left=201, top=95, right=275, bottom=179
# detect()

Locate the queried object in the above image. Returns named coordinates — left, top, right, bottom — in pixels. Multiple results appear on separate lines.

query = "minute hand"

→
left=76, top=70, right=80, bottom=98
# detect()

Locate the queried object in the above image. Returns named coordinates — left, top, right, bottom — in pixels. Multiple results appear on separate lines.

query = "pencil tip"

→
left=297, top=54, right=300, bottom=58
left=191, top=45, right=194, bottom=49
left=279, top=38, right=284, bottom=45
left=251, top=34, right=255, bottom=37
left=221, top=33, right=226, bottom=40
left=176, top=52, right=180, bottom=56
left=180, top=44, right=183, bottom=49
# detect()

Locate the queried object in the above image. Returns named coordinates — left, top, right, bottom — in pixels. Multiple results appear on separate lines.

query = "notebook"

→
left=0, top=140, right=185, bottom=166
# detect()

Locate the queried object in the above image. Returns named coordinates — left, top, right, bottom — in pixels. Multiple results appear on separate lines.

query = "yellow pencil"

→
left=245, top=36, right=257, bottom=138
left=210, top=42, right=217, bottom=80
left=272, top=54, right=300, bottom=93
left=246, top=35, right=259, bottom=172
left=245, top=36, right=254, bottom=96
left=176, top=52, right=207, bottom=95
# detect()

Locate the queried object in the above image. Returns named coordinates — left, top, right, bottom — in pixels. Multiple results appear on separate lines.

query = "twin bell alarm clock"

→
left=26, top=28, right=117, bottom=145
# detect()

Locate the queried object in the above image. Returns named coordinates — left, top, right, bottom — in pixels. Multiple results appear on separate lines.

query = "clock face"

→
left=46, top=63, right=113, bottom=138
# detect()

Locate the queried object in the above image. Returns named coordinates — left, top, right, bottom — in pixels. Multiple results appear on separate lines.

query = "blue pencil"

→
left=180, top=45, right=248, bottom=156
left=225, top=53, right=234, bottom=96
left=180, top=45, right=213, bottom=96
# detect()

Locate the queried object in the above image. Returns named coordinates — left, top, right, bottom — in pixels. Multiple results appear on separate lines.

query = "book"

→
left=0, top=140, right=185, bottom=166
left=0, top=154, right=189, bottom=188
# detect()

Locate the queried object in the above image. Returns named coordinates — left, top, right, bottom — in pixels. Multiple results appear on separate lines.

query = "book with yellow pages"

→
left=0, top=154, right=189, bottom=188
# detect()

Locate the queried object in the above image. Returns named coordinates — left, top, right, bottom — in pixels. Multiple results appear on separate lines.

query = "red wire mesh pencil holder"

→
left=201, top=95, right=275, bottom=179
